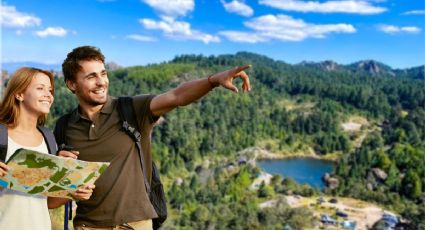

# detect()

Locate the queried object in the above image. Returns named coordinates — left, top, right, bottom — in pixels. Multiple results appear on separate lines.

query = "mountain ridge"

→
left=2, top=52, right=424, bottom=79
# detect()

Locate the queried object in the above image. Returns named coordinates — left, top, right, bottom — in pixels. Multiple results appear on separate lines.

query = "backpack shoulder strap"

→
left=117, top=97, right=168, bottom=228
left=117, top=97, right=141, bottom=141
left=53, top=113, right=73, bottom=230
left=54, top=113, right=71, bottom=153
left=0, top=124, right=7, bottom=162
left=117, top=96, right=151, bottom=193
left=37, top=126, right=58, bottom=155
left=1, top=124, right=58, bottom=160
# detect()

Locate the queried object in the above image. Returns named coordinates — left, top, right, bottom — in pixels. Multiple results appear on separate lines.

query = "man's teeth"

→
left=93, top=89, right=104, bottom=94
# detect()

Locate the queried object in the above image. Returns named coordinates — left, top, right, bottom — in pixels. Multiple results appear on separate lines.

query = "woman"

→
left=0, top=67, right=94, bottom=229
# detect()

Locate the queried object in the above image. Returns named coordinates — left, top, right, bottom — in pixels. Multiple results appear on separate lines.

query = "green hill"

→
left=49, top=52, right=425, bottom=229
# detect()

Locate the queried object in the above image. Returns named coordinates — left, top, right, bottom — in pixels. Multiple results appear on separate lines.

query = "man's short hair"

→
left=62, top=46, right=105, bottom=82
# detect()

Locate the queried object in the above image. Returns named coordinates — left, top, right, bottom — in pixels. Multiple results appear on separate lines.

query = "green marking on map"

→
left=28, top=186, right=45, bottom=194
left=18, top=154, right=57, bottom=169
left=48, top=185, right=66, bottom=192
left=50, top=168, right=68, bottom=183
left=99, top=164, right=108, bottom=174
left=5, top=149, right=109, bottom=199
left=59, top=178, right=71, bottom=186
left=84, top=172, right=96, bottom=183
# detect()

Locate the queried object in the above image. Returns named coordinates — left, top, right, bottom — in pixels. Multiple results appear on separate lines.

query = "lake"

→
left=258, top=158, right=335, bottom=189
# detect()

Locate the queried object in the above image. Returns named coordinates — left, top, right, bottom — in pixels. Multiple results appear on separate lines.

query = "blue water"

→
left=0, top=179, right=8, bottom=187
left=258, top=158, right=335, bottom=189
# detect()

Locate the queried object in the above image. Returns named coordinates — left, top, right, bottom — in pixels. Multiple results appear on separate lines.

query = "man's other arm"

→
left=150, top=65, right=251, bottom=116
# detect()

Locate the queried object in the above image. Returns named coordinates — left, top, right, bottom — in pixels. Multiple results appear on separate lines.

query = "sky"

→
left=1, top=0, right=424, bottom=69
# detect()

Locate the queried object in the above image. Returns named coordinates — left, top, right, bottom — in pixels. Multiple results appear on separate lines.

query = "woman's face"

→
left=18, top=73, right=54, bottom=116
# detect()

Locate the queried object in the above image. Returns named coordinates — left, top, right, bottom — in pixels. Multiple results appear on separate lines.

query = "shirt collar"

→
left=69, top=96, right=115, bottom=123
left=100, top=96, right=114, bottom=114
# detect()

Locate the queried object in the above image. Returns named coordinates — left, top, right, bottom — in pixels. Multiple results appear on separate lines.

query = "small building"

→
left=336, top=210, right=348, bottom=218
left=320, top=214, right=337, bottom=225
left=382, top=211, right=398, bottom=229
left=237, top=156, right=247, bottom=165
left=282, top=224, right=292, bottom=230
left=341, top=220, right=356, bottom=229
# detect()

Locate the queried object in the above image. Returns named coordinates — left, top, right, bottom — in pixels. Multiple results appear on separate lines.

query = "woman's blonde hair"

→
left=0, top=67, right=55, bottom=127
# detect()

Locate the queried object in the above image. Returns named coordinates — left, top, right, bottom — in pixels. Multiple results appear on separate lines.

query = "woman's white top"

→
left=0, top=137, right=52, bottom=230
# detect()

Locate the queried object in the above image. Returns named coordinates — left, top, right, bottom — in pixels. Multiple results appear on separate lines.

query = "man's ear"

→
left=66, top=80, right=76, bottom=94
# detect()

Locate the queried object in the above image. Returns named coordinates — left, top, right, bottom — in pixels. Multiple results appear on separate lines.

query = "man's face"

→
left=67, top=60, right=109, bottom=107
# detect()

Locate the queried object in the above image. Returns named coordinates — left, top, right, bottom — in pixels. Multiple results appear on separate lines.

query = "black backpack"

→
left=54, top=96, right=167, bottom=230
left=0, top=124, right=57, bottom=162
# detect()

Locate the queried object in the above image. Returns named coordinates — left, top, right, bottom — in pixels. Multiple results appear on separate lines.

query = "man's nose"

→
left=96, top=76, right=106, bottom=85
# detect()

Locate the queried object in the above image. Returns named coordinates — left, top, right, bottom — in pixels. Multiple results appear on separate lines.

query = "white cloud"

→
left=0, top=4, right=41, bottom=28
left=140, top=17, right=220, bottom=44
left=403, top=10, right=425, bottom=15
left=221, top=0, right=254, bottom=17
left=126, top=34, right=157, bottom=42
left=259, top=0, right=386, bottom=14
left=363, top=0, right=387, bottom=3
left=142, top=0, right=194, bottom=18
left=35, top=27, right=67, bottom=37
left=378, top=24, right=421, bottom=34
left=219, top=31, right=268, bottom=43
left=220, top=14, right=356, bottom=43
left=401, top=27, right=421, bottom=33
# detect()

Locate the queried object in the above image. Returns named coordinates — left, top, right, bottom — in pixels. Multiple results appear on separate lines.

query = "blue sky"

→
left=1, top=0, right=424, bottom=69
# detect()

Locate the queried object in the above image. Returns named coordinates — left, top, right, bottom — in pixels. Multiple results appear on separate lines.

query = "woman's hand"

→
left=58, top=150, right=79, bottom=159
left=73, top=184, right=95, bottom=201
left=0, top=162, right=9, bottom=178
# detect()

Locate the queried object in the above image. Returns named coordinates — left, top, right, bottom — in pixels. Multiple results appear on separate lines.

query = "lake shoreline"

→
left=237, top=147, right=340, bottom=167
left=257, top=153, right=338, bottom=163
left=244, top=146, right=339, bottom=162
left=257, top=157, right=335, bottom=189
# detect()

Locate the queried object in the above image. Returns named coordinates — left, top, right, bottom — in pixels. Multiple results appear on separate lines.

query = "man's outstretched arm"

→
left=150, top=65, right=251, bottom=116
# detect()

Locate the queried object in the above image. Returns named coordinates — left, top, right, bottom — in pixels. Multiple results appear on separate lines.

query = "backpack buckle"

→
left=122, top=121, right=141, bottom=142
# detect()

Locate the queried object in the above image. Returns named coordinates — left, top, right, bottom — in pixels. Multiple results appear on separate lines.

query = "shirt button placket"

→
left=89, top=123, right=96, bottom=139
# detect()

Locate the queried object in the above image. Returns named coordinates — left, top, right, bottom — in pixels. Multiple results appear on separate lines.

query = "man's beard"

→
left=86, top=96, right=107, bottom=106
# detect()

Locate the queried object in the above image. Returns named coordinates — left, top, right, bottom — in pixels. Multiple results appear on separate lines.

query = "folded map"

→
left=0, top=148, right=109, bottom=199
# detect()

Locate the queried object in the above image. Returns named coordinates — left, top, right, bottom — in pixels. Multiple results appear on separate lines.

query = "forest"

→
left=47, top=52, right=424, bottom=229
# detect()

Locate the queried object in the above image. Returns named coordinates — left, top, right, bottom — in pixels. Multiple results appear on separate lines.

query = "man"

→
left=56, top=46, right=251, bottom=229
